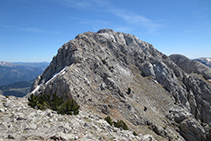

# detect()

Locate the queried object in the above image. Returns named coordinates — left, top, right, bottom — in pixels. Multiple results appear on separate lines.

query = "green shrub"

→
left=113, top=120, right=129, bottom=130
left=28, top=94, right=38, bottom=108
left=58, top=99, right=80, bottom=115
left=104, top=116, right=128, bottom=130
left=144, top=106, right=147, bottom=112
left=28, top=93, right=79, bottom=115
left=102, top=59, right=107, bottom=65
left=104, top=116, right=113, bottom=126
left=50, top=93, right=64, bottom=111
left=133, top=131, right=138, bottom=136
left=127, top=87, right=131, bottom=94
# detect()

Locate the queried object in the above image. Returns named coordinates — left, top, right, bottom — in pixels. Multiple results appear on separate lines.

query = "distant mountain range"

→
left=0, top=61, right=48, bottom=86
left=194, top=57, right=211, bottom=67
left=0, top=61, right=48, bottom=97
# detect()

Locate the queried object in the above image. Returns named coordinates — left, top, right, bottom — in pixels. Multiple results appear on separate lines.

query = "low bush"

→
left=133, top=131, right=138, bottom=136
left=127, top=87, right=131, bottom=94
left=144, top=106, right=147, bottom=112
left=113, top=120, right=128, bottom=130
left=28, top=93, right=79, bottom=115
left=104, top=116, right=113, bottom=126
left=104, top=116, right=128, bottom=130
left=57, top=99, right=80, bottom=115
left=102, top=59, right=107, bottom=65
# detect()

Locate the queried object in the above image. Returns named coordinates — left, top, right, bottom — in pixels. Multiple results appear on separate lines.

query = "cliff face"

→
left=31, top=29, right=211, bottom=140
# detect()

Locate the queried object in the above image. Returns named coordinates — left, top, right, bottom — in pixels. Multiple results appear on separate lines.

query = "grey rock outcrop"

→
left=29, top=29, right=211, bottom=140
left=168, top=105, right=206, bottom=141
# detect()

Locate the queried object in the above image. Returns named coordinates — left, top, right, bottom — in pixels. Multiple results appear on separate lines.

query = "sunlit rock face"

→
left=29, top=29, right=211, bottom=140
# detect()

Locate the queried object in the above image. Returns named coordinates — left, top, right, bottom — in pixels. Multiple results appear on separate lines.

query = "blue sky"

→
left=0, top=0, right=211, bottom=62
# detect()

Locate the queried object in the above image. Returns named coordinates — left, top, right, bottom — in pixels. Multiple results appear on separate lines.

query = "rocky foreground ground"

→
left=0, top=95, right=155, bottom=141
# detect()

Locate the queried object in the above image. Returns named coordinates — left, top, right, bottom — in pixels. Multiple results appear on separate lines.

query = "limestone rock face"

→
left=30, top=29, right=211, bottom=140
left=168, top=105, right=206, bottom=141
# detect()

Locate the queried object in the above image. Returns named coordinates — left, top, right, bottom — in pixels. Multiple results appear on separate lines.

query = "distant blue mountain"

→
left=0, top=61, right=49, bottom=86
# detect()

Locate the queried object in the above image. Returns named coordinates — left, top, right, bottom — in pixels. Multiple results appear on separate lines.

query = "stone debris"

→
left=0, top=95, right=154, bottom=140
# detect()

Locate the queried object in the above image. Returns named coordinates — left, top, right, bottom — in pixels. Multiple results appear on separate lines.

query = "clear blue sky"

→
left=0, top=0, right=211, bottom=62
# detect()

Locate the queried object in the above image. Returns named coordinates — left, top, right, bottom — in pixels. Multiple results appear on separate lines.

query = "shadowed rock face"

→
left=195, top=57, right=211, bottom=68
left=170, top=54, right=211, bottom=80
left=30, top=29, right=211, bottom=141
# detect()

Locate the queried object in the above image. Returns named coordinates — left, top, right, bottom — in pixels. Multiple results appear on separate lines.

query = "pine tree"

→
left=28, top=93, right=80, bottom=115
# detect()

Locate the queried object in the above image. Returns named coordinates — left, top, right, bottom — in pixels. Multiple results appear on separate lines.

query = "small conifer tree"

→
left=104, top=116, right=129, bottom=130
left=104, top=116, right=113, bottom=126
left=113, top=120, right=128, bottom=130
left=28, top=93, right=80, bottom=115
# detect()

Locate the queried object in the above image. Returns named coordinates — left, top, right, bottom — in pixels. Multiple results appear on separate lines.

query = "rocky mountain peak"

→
left=28, top=29, right=211, bottom=140
left=97, top=28, right=115, bottom=33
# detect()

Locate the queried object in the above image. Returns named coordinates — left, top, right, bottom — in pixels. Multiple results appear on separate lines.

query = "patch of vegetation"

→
left=57, top=99, right=79, bottom=115
left=144, top=106, right=147, bottom=112
left=133, top=131, right=138, bottom=136
left=113, top=120, right=129, bottom=130
left=2, top=99, right=6, bottom=103
left=28, top=93, right=79, bottom=115
left=104, top=116, right=113, bottom=126
left=102, top=59, right=107, bottom=65
left=127, top=87, right=131, bottom=94
left=104, top=116, right=128, bottom=130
